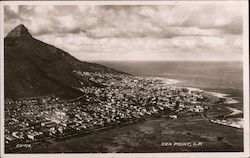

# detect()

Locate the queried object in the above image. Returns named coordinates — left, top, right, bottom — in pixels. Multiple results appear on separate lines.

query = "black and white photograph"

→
left=0, top=1, right=249, bottom=157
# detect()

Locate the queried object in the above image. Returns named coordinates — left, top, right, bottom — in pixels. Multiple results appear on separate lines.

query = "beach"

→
left=22, top=61, right=244, bottom=153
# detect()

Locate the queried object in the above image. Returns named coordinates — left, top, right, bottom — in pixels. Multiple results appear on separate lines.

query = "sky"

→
left=4, top=4, right=243, bottom=61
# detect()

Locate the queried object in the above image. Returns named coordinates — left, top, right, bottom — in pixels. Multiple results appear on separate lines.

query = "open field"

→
left=28, top=113, right=243, bottom=153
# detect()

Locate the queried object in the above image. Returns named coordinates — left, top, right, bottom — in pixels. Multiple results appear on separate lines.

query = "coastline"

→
left=158, top=77, right=244, bottom=129
left=158, top=77, right=242, bottom=111
left=10, top=76, right=244, bottom=153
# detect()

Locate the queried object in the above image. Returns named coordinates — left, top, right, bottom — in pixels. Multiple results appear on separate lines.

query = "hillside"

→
left=4, top=24, right=128, bottom=99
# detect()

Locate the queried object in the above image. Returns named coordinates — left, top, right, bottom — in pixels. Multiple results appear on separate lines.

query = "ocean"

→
left=28, top=61, right=244, bottom=153
left=96, top=61, right=243, bottom=91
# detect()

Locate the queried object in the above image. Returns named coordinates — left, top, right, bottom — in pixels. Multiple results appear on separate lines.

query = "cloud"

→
left=4, top=5, right=243, bottom=37
left=4, top=4, right=244, bottom=61
left=36, top=31, right=242, bottom=61
left=180, top=5, right=243, bottom=34
left=4, top=6, right=19, bottom=22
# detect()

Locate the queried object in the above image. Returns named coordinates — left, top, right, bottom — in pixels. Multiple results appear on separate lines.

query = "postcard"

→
left=0, top=1, right=249, bottom=158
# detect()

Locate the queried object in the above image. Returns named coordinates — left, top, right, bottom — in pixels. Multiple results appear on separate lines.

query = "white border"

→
left=1, top=1, right=5, bottom=157
left=0, top=0, right=248, bottom=5
left=243, top=1, right=249, bottom=156
left=0, top=1, right=249, bottom=158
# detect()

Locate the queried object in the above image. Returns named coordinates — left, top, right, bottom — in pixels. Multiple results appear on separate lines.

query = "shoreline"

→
left=158, top=77, right=244, bottom=130
left=157, top=77, right=242, bottom=108
left=5, top=76, right=244, bottom=153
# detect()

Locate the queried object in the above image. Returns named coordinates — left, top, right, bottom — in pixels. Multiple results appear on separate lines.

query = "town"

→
left=5, top=71, right=209, bottom=152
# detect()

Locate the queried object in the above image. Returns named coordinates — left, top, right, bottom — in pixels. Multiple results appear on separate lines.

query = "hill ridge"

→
left=6, top=24, right=32, bottom=38
left=4, top=24, right=128, bottom=99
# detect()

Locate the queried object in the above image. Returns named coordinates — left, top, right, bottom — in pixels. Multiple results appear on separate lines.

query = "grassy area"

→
left=28, top=114, right=243, bottom=153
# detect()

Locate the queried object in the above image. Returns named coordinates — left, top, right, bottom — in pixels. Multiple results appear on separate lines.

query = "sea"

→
left=98, top=61, right=244, bottom=108
left=97, top=61, right=243, bottom=91
left=29, top=61, right=244, bottom=153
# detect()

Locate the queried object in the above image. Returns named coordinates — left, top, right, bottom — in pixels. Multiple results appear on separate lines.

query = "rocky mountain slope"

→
left=4, top=24, right=127, bottom=99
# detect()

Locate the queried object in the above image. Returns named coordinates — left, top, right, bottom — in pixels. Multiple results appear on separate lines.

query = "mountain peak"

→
left=6, top=24, right=32, bottom=38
